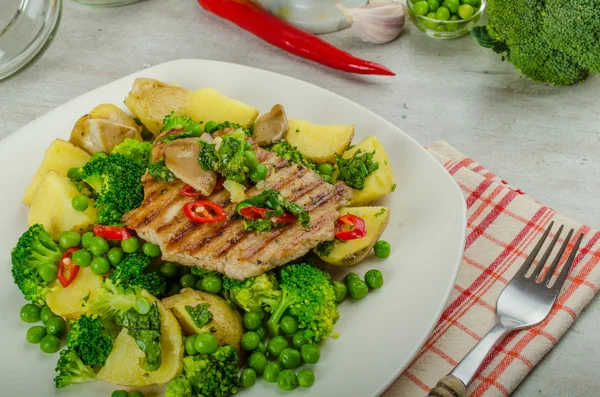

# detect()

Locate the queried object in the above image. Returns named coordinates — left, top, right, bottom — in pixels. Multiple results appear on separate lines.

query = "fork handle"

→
left=428, top=323, right=510, bottom=396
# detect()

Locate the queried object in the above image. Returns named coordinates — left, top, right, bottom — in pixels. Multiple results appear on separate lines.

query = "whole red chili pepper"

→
left=184, top=200, right=228, bottom=223
left=57, top=248, right=80, bottom=288
left=335, top=214, right=367, bottom=241
left=197, top=0, right=395, bottom=76
left=93, top=225, right=131, bottom=241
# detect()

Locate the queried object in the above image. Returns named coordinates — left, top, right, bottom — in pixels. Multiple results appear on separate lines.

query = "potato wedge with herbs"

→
left=285, top=119, right=355, bottom=164
left=341, top=136, right=395, bottom=206
left=23, top=139, right=91, bottom=205
left=45, top=267, right=103, bottom=320
left=28, top=170, right=97, bottom=240
left=315, top=206, right=390, bottom=266
left=162, top=288, right=243, bottom=352
left=124, top=78, right=192, bottom=136
left=97, top=291, right=183, bottom=386
left=186, top=88, right=259, bottom=128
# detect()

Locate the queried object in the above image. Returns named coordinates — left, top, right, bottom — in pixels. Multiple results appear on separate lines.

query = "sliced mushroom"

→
left=252, top=104, right=289, bottom=147
left=163, top=138, right=217, bottom=196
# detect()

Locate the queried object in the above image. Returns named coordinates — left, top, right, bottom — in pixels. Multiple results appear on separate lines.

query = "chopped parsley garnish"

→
left=205, top=121, right=251, bottom=136
left=198, top=135, right=250, bottom=182
left=334, top=149, right=379, bottom=190
left=147, top=158, right=176, bottom=182
left=316, top=241, right=334, bottom=257
left=268, top=141, right=317, bottom=171
left=391, top=183, right=397, bottom=192
left=185, top=304, right=213, bottom=328
left=375, top=208, right=386, bottom=217
left=236, top=189, right=310, bottom=232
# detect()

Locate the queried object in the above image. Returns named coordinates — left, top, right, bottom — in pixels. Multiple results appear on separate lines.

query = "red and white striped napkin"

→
left=383, top=141, right=600, bottom=397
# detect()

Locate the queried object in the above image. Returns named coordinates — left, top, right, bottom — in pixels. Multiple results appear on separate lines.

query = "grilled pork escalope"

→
left=123, top=146, right=352, bottom=280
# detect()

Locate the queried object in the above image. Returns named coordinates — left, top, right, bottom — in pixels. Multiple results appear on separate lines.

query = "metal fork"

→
left=428, top=222, right=584, bottom=397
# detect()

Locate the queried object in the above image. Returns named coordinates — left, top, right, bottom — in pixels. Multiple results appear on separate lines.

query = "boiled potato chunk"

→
left=45, top=267, right=103, bottom=320
left=97, top=291, right=183, bottom=386
left=285, top=119, right=354, bottom=164
left=316, top=206, right=390, bottom=267
left=69, top=104, right=142, bottom=155
left=23, top=139, right=91, bottom=205
left=124, top=78, right=192, bottom=136
left=162, top=288, right=243, bottom=352
left=343, top=136, right=395, bottom=206
left=186, top=88, right=259, bottom=128
left=28, top=170, right=97, bottom=240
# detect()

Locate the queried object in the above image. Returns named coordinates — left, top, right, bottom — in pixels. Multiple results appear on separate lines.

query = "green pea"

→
left=435, top=6, right=450, bottom=20
left=228, top=174, right=245, bottom=184
left=142, top=242, right=161, bottom=258
left=243, top=311, right=262, bottom=331
left=345, top=272, right=360, bottom=283
left=447, top=14, right=460, bottom=31
left=39, top=263, right=58, bottom=282
left=301, top=343, right=321, bottom=364
left=322, top=175, right=333, bottom=184
left=194, top=332, right=218, bottom=354
left=461, top=0, right=478, bottom=4
left=121, top=237, right=140, bottom=253
left=249, top=164, right=268, bottom=183
left=240, top=368, right=257, bottom=388
left=40, top=334, right=60, bottom=353
left=72, top=249, right=93, bottom=267
left=248, top=351, right=268, bottom=375
left=107, top=247, right=125, bottom=266
left=348, top=278, right=369, bottom=300
left=204, top=121, right=217, bottom=132
left=298, top=369, right=315, bottom=387
left=365, top=269, right=384, bottom=289
left=244, top=141, right=253, bottom=151
left=90, top=257, right=110, bottom=275
left=90, top=152, right=108, bottom=161
left=89, top=236, right=109, bottom=256
left=373, top=240, right=391, bottom=258
left=458, top=3, right=474, bottom=18
left=244, top=150, right=259, bottom=170
left=427, top=0, right=441, bottom=12
left=167, top=283, right=182, bottom=297
left=46, top=316, right=66, bottom=337
left=280, top=348, right=302, bottom=369
left=442, top=0, right=459, bottom=13
left=241, top=331, right=261, bottom=351
left=257, top=342, right=267, bottom=354
left=58, top=231, right=81, bottom=249
left=159, top=262, right=178, bottom=278
left=129, top=392, right=144, bottom=397
left=201, top=275, right=223, bottom=294
left=67, top=167, right=83, bottom=181
left=81, top=231, right=94, bottom=249
left=26, top=325, right=47, bottom=344
left=255, top=325, right=266, bottom=341
left=317, top=163, right=333, bottom=176
left=333, top=281, right=348, bottom=303
left=71, top=194, right=89, bottom=212
left=135, top=297, right=151, bottom=315
left=267, top=335, right=289, bottom=357
left=277, top=369, right=298, bottom=391
left=280, top=315, right=298, bottom=335
left=20, top=303, right=41, bottom=323
left=111, top=391, right=129, bottom=397
left=263, top=361, right=281, bottom=383
left=40, top=306, right=56, bottom=324
left=292, top=331, right=307, bottom=348
left=185, top=335, right=198, bottom=356
left=424, top=12, right=439, bottom=29
left=180, top=274, right=198, bottom=289
left=412, top=0, right=429, bottom=15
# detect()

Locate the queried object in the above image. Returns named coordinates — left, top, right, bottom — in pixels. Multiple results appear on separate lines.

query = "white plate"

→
left=0, top=59, right=466, bottom=397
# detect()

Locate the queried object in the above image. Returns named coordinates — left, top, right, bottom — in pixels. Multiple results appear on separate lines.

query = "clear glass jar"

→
left=0, top=0, right=62, bottom=82
left=72, top=0, right=143, bottom=6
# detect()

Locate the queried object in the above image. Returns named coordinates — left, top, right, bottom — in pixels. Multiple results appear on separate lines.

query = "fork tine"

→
left=550, top=232, right=584, bottom=291
left=542, top=228, right=573, bottom=285
left=531, top=225, right=564, bottom=280
left=514, top=221, right=554, bottom=279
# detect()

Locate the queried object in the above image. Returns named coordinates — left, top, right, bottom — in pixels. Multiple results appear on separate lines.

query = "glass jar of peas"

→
left=407, top=0, right=487, bottom=39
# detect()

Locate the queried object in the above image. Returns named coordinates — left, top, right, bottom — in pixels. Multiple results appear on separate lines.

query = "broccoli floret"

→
left=266, top=264, right=339, bottom=342
left=268, top=141, right=316, bottom=170
left=334, top=149, right=379, bottom=191
left=166, top=345, right=240, bottom=397
left=11, top=224, right=62, bottom=305
left=54, top=349, right=96, bottom=388
left=223, top=273, right=282, bottom=314
left=66, top=315, right=114, bottom=366
left=206, top=121, right=251, bottom=137
left=81, top=153, right=145, bottom=225
left=111, top=139, right=152, bottom=167
left=161, top=112, right=202, bottom=134
left=472, top=0, right=600, bottom=86
left=128, top=272, right=167, bottom=297
left=83, top=279, right=139, bottom=320
left=110, top=253, right=167, bottom=297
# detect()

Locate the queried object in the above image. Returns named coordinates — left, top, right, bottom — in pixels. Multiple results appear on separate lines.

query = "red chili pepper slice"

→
left=272, top=212, right=297, bottom=224
left=335, top=214, right=367, bottom=241
left=239, top=206, right=270, bottom=220
left=180, top=177, right=226, bottom=198
left=57, top=247, right=80, bottom=288
left=93, top=225, right=131, bottom=241
left=184, top=200, right=227, bottom=223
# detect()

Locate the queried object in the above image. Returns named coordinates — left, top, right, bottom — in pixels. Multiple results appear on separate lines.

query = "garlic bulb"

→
left=336, top=1, right=406, bottom=44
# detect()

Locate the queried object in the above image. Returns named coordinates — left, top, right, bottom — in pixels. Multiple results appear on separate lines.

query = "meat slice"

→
left=123, top=147, right=352, bottom=280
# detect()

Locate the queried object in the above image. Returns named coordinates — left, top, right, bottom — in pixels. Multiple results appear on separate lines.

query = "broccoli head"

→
left=266, top=263, right=339, bottom=342
left=161, top=112, right=202, bottom=134
left=54, top=349, right=96, bottom=388
left=11, top=224, right=62, bottom=305
left=67, top=315, right=114, bottom=366
left=83, top=279, right=138, bottom=320
left=111, top=139, right=152, bottom=167
left=166, top=345, right=240, bottom=397
left=223, top=272, right=282, bottom=314
left=205, top=121, right=251, bottom=137
left=81, top=153, right=145, bottom=225
left=199, top=134, right=249, bottom=182
left=472, top=0, right=600, bottom=85
left=110, top=252, right=166, bottom=297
